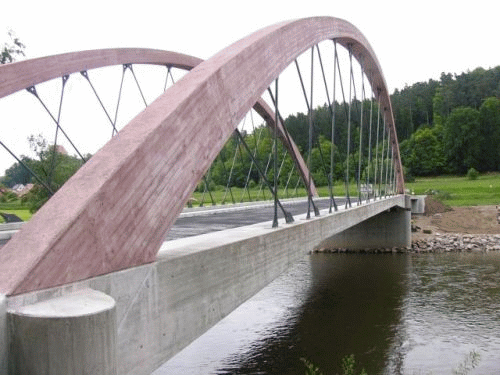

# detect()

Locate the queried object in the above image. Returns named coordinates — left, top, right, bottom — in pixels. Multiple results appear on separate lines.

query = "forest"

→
left=203, top=65, right=500, bottom=189
left=393, top=66, right=500, bottom=177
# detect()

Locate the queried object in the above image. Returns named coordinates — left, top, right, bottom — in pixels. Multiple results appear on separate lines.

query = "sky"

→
left=1, top=0, right=500, bottom=175
left=4, top=0, right=499, bottom=92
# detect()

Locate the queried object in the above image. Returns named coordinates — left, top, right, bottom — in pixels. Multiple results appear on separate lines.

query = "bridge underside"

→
left=3, top=195, right=410, bottom=375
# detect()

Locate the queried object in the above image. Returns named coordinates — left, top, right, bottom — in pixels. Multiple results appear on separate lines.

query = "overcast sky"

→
left=4, top=0, right=499, bottom=93
left=1, top=0, right=499, bottom=176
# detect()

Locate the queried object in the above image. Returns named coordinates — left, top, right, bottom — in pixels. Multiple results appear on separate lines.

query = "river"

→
left=155, top=252, right=500, bottom=374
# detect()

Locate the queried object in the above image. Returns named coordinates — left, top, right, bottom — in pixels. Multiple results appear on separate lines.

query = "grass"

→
left=0, top=201, right=32, bottom=223
left=189, top=183, right=361, bottom=207
left=0, top=209, right=32, bottom=222
left=190, top=186, right=309, bottom=206
left=405, top=172, right=500, bottom=206
left=3, top=173, right=497, bottom=223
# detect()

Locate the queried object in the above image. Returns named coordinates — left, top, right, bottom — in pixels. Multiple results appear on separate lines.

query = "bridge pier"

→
left=317, top=205, right=411, bottom=250
left=6, top=289, right=117, bottom=375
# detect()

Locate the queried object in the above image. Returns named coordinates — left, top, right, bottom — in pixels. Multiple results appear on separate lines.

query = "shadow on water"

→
left=215, top=253, right=410, bottom=375
left=157, top=251, right=500, bottom=374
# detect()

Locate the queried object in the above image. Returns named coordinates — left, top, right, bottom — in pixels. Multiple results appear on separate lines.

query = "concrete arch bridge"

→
left=0, top=17, right=412, bottom=374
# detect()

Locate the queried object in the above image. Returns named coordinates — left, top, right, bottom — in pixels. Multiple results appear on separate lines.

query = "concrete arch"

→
left=0, top=47, right=317, bottom=198
left=0, top=16, right=403, bottom=295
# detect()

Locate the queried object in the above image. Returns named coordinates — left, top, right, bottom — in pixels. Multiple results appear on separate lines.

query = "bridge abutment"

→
left=317, top=205, right=411, bottom=250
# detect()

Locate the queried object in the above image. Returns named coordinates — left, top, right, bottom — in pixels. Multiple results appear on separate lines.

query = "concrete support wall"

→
left=410, top=195, right=426, bottom=215
left=317, top=206, right=411, bottom=250
left=4, top=196, right=410, bottom=375
left=7, top=289, right=116, bottom=375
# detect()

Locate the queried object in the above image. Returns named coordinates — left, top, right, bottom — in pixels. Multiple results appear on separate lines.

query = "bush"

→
left=424, top=188, right=452, bottom=201
left=467, top=167, right=479, bottom=180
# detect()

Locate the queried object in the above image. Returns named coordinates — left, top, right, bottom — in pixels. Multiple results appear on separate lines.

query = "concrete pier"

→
left=317, top=206, right=411, bottom=250
left=7, top=289, right=116, bottom=375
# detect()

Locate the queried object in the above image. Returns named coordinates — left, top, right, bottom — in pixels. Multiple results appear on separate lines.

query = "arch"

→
left=0, top=48, right=317, bottom=198
left=0, top=16, right=403, bottom=295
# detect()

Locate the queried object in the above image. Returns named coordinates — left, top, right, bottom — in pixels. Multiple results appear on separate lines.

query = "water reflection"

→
left=400, top=253, right=500, bottom=374
left=156, top=252, right=500, bottom=374
left=157, top=254, right=409, bottom=374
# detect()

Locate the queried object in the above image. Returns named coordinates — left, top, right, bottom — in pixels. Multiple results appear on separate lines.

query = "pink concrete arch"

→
left=0, top=16, right=403, bottom=295
left=0, top=48, right=317, bottom=197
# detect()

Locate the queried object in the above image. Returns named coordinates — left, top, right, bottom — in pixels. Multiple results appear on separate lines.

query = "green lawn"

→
left=189, top=183, right=361, bottom=207
left=0, top=209, right=32, bottom=222
left=405, top=173, right=500, bottom=206
left=0, top=201, right=32, bottom=223
left=3, top=174, right=496, bottom=223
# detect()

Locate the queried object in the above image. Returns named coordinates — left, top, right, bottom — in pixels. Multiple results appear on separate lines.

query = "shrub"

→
left=466, top=167, right=479, bottom=180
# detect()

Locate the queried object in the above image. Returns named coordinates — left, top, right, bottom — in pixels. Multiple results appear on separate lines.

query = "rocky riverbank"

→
left=412, top=233, right=500, bottom=253
left=313, top=196, right=500, bottom=254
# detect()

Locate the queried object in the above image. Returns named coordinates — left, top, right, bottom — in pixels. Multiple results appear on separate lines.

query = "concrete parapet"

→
left=0, top=223, right=24, bottom=232
left=7, top=288, right=116, bottom=375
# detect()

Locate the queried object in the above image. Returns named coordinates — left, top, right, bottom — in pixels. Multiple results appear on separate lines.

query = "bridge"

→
left=0, top=17, right=411, bottom=374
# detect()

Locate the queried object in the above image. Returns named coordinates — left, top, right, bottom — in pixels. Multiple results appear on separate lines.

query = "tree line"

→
left=198, top=100, right=394, bottom=193
left=392, top=66, right=500, bottom=177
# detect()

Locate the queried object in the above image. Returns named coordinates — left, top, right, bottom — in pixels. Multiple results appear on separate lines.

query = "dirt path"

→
left=412, top=197, right=500, bottom=241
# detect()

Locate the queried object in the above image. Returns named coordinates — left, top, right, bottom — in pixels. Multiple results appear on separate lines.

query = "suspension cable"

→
left=0, top=140, right=54, bottom=195
left=373, top=91, right=381, bottom=200
left=80, top=70, right=119, bottom=135
left=356, top=60, right=366, bottom=205
left=221, top=132, right=239, bottom=204
left=273, top=78, right=279, bottom=227
left=26, top=85, right=86, bottom=162
left=47, top=75, right=69, bottom=190
left=235, top=129, right=293, bottom=223
left=366, top=81, right=374, bottom=202
left=344, top=44, right=354, bottom=208
left=127, top=64, right=148, bottom=108
left=379, top=119, right=386, bottom=198
left=316, top=44, right=337, bottom=212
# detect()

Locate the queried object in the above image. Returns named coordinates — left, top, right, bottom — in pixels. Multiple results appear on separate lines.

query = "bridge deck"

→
left=166, top=197, right=338, bottom=240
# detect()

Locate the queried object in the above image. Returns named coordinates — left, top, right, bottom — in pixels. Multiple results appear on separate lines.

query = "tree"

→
left=1, top=156, right=36, bottom=187
left=400, top=126, right=445, bottom=176
left=1, top=30, right=25, bottom=64
left=478, top=97, right=500, bottom=171
left=14, top=135, right=85, bottom=212
left=443, top=107, right=482, bottom=174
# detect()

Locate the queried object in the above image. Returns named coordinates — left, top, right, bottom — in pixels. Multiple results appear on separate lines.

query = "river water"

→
left=156, top=252, right=500, bottom=374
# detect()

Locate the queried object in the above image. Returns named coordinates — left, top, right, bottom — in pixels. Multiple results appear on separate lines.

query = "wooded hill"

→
left=392, top=66, right=500, bottom=177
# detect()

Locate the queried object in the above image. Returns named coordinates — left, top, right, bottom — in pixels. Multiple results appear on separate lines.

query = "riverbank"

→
left=314, top=196, right=500, bottom=254
left=410, top=196, right=500, bottom=252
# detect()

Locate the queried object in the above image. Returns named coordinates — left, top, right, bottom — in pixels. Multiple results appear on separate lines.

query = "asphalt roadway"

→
left=165, top=196, right=349, bottom=241
left=0, top=197, right=352, bottom=247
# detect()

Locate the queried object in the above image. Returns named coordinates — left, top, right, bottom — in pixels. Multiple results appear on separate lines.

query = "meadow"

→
left=1, top=173, right=498, bottom=223
left=405, top=173, right=500, bottom=206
